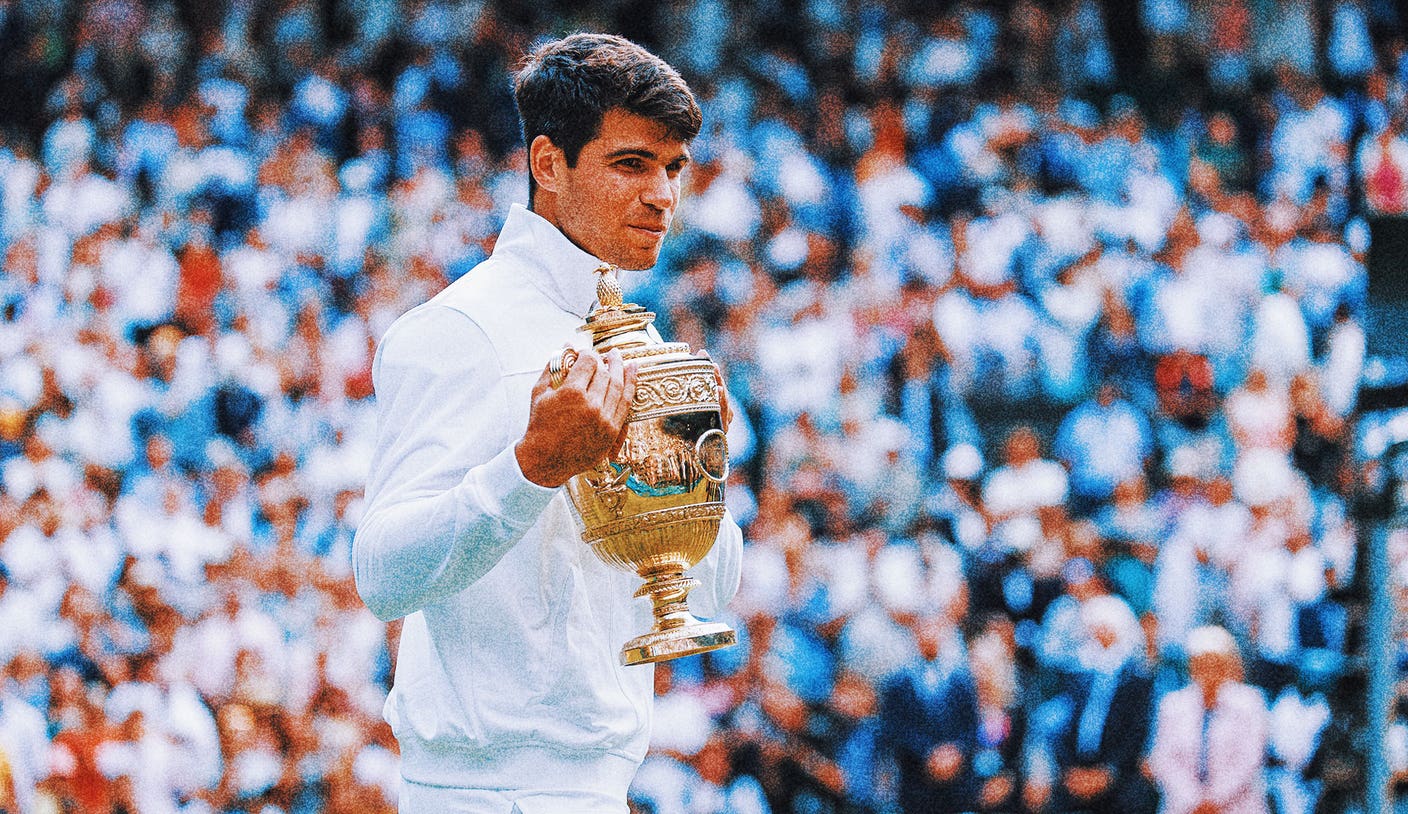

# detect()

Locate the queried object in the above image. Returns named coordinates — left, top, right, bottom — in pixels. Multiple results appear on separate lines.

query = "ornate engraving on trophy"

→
left=632, top=373, right=719, bottom=414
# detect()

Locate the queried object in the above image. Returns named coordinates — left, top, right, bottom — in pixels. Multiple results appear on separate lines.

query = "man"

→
left=1050, top=594, right=1157, bottom=814
left=352, top=34, right=744, bottom=813
left=1053, top=381, right=1152, bottom=518
left=0, top=657, right=45, bottom=814
left=880, top=610, right=980, bottom=813
left=1148, top=626, right=1269, bottom=814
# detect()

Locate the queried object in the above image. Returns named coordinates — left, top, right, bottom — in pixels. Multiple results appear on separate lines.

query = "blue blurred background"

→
left=2, top=0, right=1408, bottom=812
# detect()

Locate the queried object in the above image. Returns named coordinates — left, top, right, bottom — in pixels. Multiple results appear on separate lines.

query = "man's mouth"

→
left=628, top=224, right=667, bottom=238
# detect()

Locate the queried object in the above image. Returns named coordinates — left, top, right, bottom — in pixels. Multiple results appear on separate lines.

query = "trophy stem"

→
left=620, top=566, right=737, bottom=666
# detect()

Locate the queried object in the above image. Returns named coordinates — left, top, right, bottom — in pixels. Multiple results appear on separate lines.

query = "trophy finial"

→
left=595, top=263, right=624, bottom=309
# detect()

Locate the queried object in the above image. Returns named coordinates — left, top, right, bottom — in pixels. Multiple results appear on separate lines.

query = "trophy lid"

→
left=582, top=263, right=660, bottom=351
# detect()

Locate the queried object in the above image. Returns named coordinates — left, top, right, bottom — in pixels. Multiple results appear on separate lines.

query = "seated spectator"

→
left=1153, top=349, right=1216, bottom=433
left=1194, top=112, right=1251, bottom=193
left=1149, top=626, right=1269, bottom=814
left=1317, top=303, right=1365, bottom=420
left=1051, top=595, right=1157, bottom=814
left=1288, top=374, right=1348, bottom=493
left=1266, top=658, right=1336, bottom=814
left=923, top=442, right=991, bottom=555
left=1055, top=382, right=1153, bottom=516
left=1248, top=274, right=1313, bottom=387
left=1226, top=368, right=1293, bottom=453
left=0, top=658, right=46, bottom=814
left=982, top=426, right=1069, bottom=549
left=1034, top=557, right=1107, bottom=682
left=968, top=615, right=1028, bottom=813
left=1357, top=116, right=1408, bottom=215
left=880, top=610, right=979, bottom=813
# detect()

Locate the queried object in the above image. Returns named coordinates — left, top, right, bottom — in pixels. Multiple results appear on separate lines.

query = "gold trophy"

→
left=553, top=263, right=737, bottom=666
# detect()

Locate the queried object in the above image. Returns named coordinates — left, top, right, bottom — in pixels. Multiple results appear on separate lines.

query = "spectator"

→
left=1148, top=626, right=1269, bottom=814
left=880, top=611, right=979, bottom=813
left=982, top=426, right=1069, bottom=550
left=1195, top=111, right=1251, bottom=193
left=1055, top=382, right=1153, bottom=516
left=1317, top=303, right=1366, bottom=419
left=968, top=615, right=1028, bottom=813
left=1051, top=594, right=1157, bottom=813
left=1226, top=368, right=1293, bottom=453
left=1358, top=116, right=1408, bottom=214
left=0, top=659, right=46, bottom=814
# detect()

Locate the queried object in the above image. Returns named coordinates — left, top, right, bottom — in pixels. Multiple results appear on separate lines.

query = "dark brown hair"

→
left=513, top=33, right=701, bottom=201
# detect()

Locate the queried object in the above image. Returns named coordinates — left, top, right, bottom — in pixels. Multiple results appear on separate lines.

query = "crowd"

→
left=0, top=0, right=1404, bottom=812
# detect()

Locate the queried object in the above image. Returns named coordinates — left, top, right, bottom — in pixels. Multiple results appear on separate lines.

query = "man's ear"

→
left=529, top=134, right=566, bottom=194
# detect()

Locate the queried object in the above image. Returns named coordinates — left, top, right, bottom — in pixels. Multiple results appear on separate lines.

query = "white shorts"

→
left=398, top=779, right=629, bottom=814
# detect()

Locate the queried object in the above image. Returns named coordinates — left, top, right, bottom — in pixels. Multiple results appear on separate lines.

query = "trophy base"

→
left=620, top=620, right=737, bottom=666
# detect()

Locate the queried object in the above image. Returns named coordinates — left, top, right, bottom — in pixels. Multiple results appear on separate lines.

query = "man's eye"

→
left=617, top=158, right=645, bottom=171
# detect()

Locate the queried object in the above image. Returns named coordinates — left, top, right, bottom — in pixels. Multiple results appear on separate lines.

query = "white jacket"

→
left=1148, top=682, right=1270, bottom=814
left=352, top=204, right=744, bottom=798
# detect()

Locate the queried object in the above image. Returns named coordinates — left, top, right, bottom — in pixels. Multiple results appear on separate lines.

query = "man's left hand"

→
left=695, top=349, right=733, bottom=430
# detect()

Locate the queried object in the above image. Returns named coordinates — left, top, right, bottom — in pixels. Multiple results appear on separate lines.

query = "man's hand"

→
left=925, top=743, right=964, bottom=782
left=694, top=349, right=733, bottom=430
left=979, top=774, right=1014, bottom=807
left=515, top=348, right=637, bottom=487
left=1063, top=765, right=1113, bottom=800
left=1022, top=779, right=1051, bottom=811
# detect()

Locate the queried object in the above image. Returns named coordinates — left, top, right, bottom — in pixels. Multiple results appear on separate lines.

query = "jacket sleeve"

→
left=352, top=304, right=556, bottom=621
left=1147, top=692, right=1200, bottom=814
left=684, top=509, right=744, bottom=619
left=1206, top=687, right=1268, bottom=809
left=1108, top=671, right=1155, bottom=774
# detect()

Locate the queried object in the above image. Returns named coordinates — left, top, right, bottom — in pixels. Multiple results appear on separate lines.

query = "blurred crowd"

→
left=0, top=0, right=1405, bottom=812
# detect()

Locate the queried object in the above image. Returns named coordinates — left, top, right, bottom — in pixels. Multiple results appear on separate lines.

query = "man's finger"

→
left=612, top=361, right=640, bottom=450
left=566, top=348, right=601, bottom=391
left=625, top=360, right=642, bottom=408
left=531, top=367, right=552, bottom=400
left=618, top=360, right=640, bottom=423
left=599, top=349, right=625, bottom=415
left=695, top=349, right=732, bottom=428
left=716, top=368, right=733, bottom=429
left=589, top=348, right=621, bottom=403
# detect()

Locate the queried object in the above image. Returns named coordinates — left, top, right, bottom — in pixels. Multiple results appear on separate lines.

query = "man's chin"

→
left=612, top=248, right=662, bottom=271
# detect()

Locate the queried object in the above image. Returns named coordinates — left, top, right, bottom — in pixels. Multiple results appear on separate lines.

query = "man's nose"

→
left=640, top=169, right=674, bottom=210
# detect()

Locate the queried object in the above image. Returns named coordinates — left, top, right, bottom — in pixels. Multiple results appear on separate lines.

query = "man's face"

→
left=547, top=109, right=690, bottom=270
left=1189, top=651, right=1233, bottom=694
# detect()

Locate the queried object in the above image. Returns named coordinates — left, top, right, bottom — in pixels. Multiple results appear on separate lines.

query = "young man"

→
left=352, top=34, right=744, bottom=813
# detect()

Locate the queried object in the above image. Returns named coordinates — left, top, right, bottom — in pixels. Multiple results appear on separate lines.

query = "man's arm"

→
left=352, top=305, right=556, bottom=621
left=685, top=510, right=743, bottom=619
left=682, top=354, right=743, bottom=621
left=353, top=304, right=635, bottom=621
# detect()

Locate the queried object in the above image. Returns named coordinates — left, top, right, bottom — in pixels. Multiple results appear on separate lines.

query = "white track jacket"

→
left=352, top=204, right=744, bottom=805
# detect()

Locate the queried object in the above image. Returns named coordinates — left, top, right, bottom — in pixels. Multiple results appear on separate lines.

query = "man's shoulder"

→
left=382, top=252, right=580, bottom=375
left=430, top=254, right=512, bottom=314
left=376, top=256, right=526, bottom=344
left=430, top=251, right=557, bottom=324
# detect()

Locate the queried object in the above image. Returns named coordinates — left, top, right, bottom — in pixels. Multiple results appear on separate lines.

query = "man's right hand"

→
left=925, top=743, right=963, bottom=782
left=515, top=348, right=637, bottom=488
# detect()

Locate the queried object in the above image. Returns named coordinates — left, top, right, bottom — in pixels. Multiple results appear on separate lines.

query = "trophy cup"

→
left=553, top=263, right=737, bottom=666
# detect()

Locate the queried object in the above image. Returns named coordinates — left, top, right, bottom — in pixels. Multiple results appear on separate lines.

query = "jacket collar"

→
left=492, top=203, right=606, bottom=319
